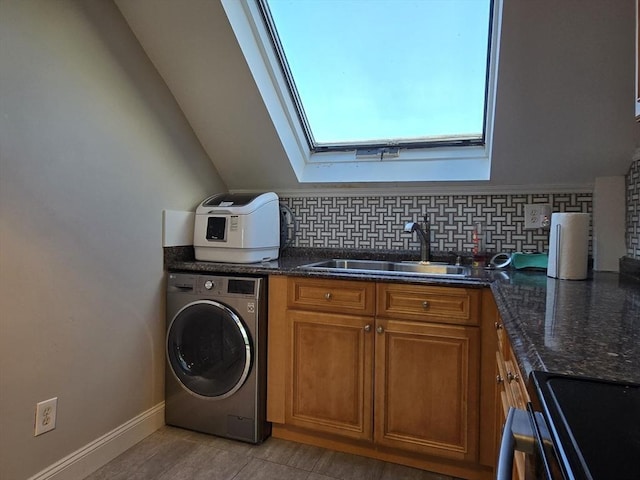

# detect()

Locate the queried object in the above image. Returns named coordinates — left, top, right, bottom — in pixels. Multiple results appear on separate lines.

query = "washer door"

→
left=167, top=300, right=252, bottom=399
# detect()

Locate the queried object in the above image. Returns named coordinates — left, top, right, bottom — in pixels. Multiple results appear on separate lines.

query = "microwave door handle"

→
left=496, top=407, right=536, bottom=480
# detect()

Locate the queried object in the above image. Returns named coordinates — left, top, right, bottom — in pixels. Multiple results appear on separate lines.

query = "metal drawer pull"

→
left=496, top=375, right=504, bottom=384
left=376, top=326, right=384, bottom=334
left=507, top=371, right=520, bottom=383
left=422, top=301, right=430, bottom=309
left=495, top=322, right=503, bottom=330
left=364, top=324, right=371, bottom=332
left=324, top=292, right=332, bottom=300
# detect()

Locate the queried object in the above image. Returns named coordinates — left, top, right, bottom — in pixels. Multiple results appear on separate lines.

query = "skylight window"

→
left=261, top=0, right=493, bottom=153
left=221, top=0, right=503, bottom=183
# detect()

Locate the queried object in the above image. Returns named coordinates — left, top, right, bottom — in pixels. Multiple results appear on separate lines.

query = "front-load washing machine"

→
left=165, top=273, right=270, bottom=443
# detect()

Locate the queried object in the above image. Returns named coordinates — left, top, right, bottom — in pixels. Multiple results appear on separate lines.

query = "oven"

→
left=497, top=371, right=640, bottom=480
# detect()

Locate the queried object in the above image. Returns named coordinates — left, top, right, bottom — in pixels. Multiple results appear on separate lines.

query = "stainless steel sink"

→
left=298, top=259, right=469, bottom=278
left=307, top=259, right=395, bottom=270
left=391, top=263, right=468, bottom=275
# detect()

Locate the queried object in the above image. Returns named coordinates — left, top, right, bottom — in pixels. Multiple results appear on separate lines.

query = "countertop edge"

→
left=489, top=281, right=543, bottom=382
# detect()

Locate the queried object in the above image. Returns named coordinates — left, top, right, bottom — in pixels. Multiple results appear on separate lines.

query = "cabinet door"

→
left=286, top=309, right=374, bottom=441
left=374, top=319, right=480, bottom=461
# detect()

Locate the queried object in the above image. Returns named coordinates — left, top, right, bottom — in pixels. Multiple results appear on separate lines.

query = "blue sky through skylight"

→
left=266, top=0, right=491, bottom=146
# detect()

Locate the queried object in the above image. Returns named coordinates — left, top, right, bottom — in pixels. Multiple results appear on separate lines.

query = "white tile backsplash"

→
left=281, top=193, right=593, bottom=255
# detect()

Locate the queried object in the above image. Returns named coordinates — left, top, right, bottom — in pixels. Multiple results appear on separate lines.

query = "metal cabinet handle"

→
left=496, top=408, right=520, bottom=480
left=495, top=322, right=503, bottom=330
left=364, top=324, right=371, bottom=332
left=324, top=292, right=332, bottom=300
left=497, top=406, right=551, bottom=480
left=422, top=301, right=430, bottom=309
left=496, top=374, right=504, bottom=384
left=507, top=371, right=520, bottom=383
left=376, top=326, right=384, bottom=334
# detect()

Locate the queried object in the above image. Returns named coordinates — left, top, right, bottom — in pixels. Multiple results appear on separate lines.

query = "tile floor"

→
left=84, top=426, right=460, bottom=480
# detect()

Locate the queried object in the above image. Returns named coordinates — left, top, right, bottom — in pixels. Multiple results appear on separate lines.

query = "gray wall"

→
left=0, top=1, right=225, bottom=479
left=489, top=0, right=639, bottom=187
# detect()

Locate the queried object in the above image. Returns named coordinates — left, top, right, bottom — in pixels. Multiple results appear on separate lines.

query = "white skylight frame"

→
left=221, top=0, right=503, bottom=184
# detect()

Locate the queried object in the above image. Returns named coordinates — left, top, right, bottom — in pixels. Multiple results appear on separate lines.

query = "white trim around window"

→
left=221, top=0, right=504, bottom=184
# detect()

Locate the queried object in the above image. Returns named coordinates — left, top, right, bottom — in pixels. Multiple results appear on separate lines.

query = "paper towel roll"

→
left=547, top=213, right=590, bottom=280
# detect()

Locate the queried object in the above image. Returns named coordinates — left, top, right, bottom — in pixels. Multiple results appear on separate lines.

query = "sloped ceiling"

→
left=115, top=0, right=299, bottom=191
left=116, top=0, right=640, bottom=193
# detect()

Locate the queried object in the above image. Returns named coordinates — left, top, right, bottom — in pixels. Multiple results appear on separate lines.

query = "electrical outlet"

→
left=524, top=204, right=551, bottom=229
left=34, top=397, right=57, bottom=436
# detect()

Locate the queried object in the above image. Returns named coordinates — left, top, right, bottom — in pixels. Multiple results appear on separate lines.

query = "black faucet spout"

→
left=404, top=220, right=431, bottom=263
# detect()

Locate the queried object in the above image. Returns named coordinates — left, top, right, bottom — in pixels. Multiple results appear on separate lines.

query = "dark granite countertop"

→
left=490, top=271, right=640, bottom=385
left=166, top=247, right=640, bottom=385
left=165, top=246, right=500, bottom=286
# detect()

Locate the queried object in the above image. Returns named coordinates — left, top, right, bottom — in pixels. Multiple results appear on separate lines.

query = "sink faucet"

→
left=404, top=216, right=431, bottom=263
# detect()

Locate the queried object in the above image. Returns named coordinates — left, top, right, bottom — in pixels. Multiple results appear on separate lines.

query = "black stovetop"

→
left=531, top=371, right=640, bottom=480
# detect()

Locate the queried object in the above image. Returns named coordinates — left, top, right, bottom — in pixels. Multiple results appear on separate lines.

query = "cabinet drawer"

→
left=497, top=351, right=527, bottom=480
left=495, top=317, right=506, bottom=353
left=288, top=277, right=375, bottom=315
left=496, top=350, right=515, bottom=410
left=496, top=351, right=529, bottom=411
left=495, top=323, right=528, bottom=480
left=376, top=283, right=480, bottom=325
left=505, top=351, right=528, bottom=409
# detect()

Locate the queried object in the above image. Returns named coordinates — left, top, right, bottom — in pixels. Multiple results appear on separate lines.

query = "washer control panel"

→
left=167, top=273, right=260, bottom=298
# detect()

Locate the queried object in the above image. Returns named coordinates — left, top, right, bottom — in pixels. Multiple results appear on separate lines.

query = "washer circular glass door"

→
left=167, top=300, right=252, bottom=399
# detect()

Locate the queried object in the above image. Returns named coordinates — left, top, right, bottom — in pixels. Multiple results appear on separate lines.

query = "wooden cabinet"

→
left=374, top=314, right=479, bottom=461
left=494, top=318, right=529, bottom=480
left=374, top=283, right=481, bottom=461
left=288, top=277, right=375, bottom=315
left=267, top=275, right=496, bottom=480
left=377, top=282, right=481, bottom=326
left=285, top=309, right=374, bottom=440
left=279, top=277, right=375, bottom=440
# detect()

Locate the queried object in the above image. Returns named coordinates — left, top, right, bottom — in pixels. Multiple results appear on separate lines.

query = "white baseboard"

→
left=27, top=402, right=165, bottom=480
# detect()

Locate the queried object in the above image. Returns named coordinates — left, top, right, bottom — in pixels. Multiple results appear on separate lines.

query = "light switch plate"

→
left=524, top=204, right=551, bottom=229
